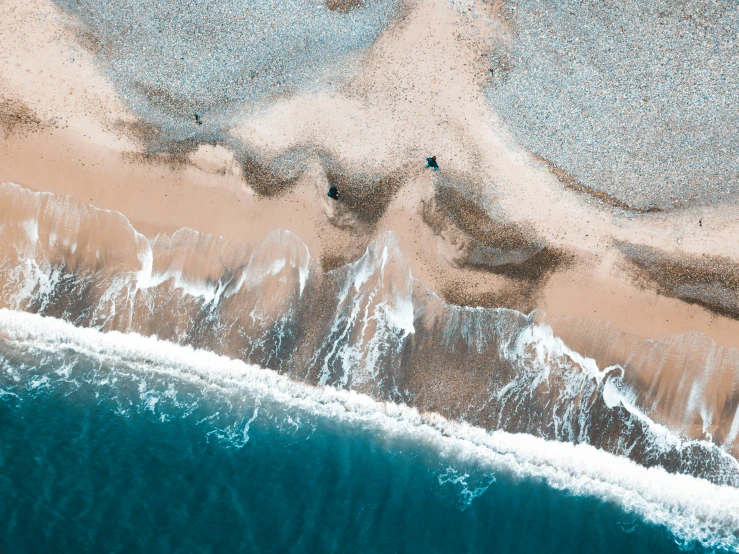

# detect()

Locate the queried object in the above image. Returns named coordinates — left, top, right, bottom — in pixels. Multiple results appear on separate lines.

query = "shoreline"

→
left=2, top=0, right=739, bottom=456
left=3, top=307, right=738, bottom=550
left=4, top=131, right=739, bottom=453
left=3, top=128, right=739, bottom=350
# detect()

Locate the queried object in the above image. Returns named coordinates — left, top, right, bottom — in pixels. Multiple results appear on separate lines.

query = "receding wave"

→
left=0, top=309, right=738, bottom=550
left=1, top=181, right=738, bottom=490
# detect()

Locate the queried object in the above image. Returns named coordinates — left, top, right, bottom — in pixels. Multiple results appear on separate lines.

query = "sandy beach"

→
left=2, top=0, right=739, bottom=456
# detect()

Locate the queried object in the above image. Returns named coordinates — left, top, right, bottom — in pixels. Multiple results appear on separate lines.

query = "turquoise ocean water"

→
left=0, top=311, right=736, bottom=553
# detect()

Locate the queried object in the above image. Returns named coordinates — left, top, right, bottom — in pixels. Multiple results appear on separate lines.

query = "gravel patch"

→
left=0, top=97, right=49, bottom=137
left=487, top=0, right=739, bottom=210
left=618, top=241, right=739, bottom=318
left=55, top=0, right=401, bottom=143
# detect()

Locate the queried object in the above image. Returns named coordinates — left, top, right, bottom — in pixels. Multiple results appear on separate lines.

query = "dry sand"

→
left=2, top=0, right=739, bottom=447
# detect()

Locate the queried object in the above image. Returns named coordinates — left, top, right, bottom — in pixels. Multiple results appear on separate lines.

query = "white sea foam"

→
left=0, top=308, right=737, bottom=550
left=437, top=466, right=496, bottom=509
left=728, top=408, right=739, bottom=447
left=3, top=181, right=738, bottom=459
left=317, top=233, right=413, bottom=388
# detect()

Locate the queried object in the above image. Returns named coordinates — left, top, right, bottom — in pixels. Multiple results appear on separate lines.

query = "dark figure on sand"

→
left=328, top=185, right=340, bottom=200
left=194, top=113, right=202, bottom=125
left=425, top=156, right=439, bottom=171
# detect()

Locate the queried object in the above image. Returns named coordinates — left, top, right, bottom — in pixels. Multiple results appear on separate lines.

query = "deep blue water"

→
left=0, top=349, right=725, bottom=554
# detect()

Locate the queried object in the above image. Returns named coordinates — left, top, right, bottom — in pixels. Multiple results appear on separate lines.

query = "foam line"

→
left=2, top=180, right=738, bottom=476
left=0, top=308, right=737, bottom=551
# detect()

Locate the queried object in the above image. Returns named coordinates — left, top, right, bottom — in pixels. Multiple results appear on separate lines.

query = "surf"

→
left=0, top=308, right=738, bottom=550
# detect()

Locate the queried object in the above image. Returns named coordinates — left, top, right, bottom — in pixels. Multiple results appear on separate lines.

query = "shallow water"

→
left=2, top=181, right=739, bottom=551
left=1, top=310, right=738, bottom=552
left=2, top=182, right=738, bottom=485
left=0, top=321, right=733, bottom=553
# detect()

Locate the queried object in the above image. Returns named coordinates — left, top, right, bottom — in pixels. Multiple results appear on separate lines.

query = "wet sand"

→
left=5, top=128, right=739, bottom=343
left=2, top=0, right=739, bottom=451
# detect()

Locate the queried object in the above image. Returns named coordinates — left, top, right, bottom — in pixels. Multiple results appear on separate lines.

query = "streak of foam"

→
left=0, top=308, right=738, bottom=551
left=315, top=233, right=413, bottom=389
left=0, top=182, right=309, bottom=343
left=21, top=218, right=39, bottom=244
left=437, top=466, right=496, bottom=510
left=728, top=409, right=739, bottom=447
left=495, top=317, right=739, bottom=480
left=2, top=181, right=738, bottom=484
left=6, top=259, right=64, bottom=312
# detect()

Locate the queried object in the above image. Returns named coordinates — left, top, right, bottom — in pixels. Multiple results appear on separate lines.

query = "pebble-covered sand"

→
left=618, top=241, right=739, bottom=318
left=54, top=0, right=400, bottom=142
left=487, top=0, right=739, bottom=210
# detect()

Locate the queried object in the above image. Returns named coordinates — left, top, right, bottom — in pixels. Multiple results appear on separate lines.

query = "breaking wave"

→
left=0, top=309, right=738, bottom=550
left=1, top=180, right=739, bottom=490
